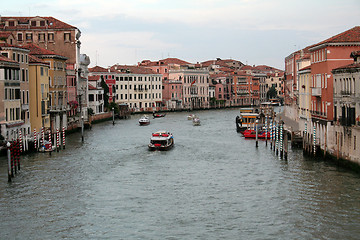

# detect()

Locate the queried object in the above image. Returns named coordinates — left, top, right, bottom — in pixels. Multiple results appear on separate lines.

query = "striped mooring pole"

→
left=270, top=121, right=273, bottom=149
left=41, top=127, right=44, bottom=147
left=313, top=125, right=316, bottom=156
left=56, top=128, right=60, bottom=152
left=48, top=130, right=52, bottom=156
left=62, top=126, right=66, bottom=149
left=280, top=123, right=283, bottom=158
left=273, top=121, right=276, bottom=151
left=275, top=123, right=279, bottom=155
left=34, top=128, right=37, bottom=151
left=19, top=129, right=23, bottom=153
left=265, top=116, right=268, bottom=146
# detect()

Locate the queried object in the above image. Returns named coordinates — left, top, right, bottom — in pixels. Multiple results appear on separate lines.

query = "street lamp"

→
left=81, top=115, right=84, bottom=142
left=255, top=119, right=259, bottom=148
left=7, top=142, right=11, bottom=182
left=112, top=107, right=115, bottom=125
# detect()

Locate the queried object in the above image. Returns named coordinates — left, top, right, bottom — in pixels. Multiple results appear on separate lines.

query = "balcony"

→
left=21, top=103, right=29, bottom=111
left=311, top=110, right=327, bottom=118
left=311, top=87, right=321, bottom=97
left=49, top=105, right=67, bottom=113
left=340, top=91, right=352, bottom=96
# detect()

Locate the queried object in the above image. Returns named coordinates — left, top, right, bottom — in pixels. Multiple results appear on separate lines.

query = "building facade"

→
left=330, top=51, right=360, bottom=164
left=0, top=54, right=21, bottom=141
left=28, top=55, right=51, bottom=132
left=169, top=69, right=210, bottom=110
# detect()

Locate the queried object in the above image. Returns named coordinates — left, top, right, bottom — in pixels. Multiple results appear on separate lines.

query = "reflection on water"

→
left=1, top=109, right=360, bottom=239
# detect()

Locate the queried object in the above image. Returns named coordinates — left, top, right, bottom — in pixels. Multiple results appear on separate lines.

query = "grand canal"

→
left=1, top=108, right=360, bottom=239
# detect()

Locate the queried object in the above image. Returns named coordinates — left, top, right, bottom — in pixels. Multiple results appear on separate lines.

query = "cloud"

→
left=81, top=31, right=180, bottom=67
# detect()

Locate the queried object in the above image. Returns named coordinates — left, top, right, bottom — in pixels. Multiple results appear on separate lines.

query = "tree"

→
left=266, top=86, right=277, bottom=100
left=101, top=79, right=109, bottom=109
left=109, top=101, right=119, bottom=114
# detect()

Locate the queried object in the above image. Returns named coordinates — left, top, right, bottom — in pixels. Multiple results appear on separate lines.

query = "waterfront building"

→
left=0, top=53, right=21, bottom=141
left=28, top=55, right=50, bottom=132
left=139, top=58, right=191, bottom=81
left=88, top=78, right=105, bottom=116
left=264, top=71, right=285, bottom=100
left=110, top=65, right=163, bottom=112
left=0, top=44, right=31, bottom=140
left=162, top=79, right=183, bottom=110
left=0, top=16, right=88, bottom=127
left=90, top=65, right=163, bottom=112
left=24, top=43, right=68, bottom=133
left=309, top=26, right=360, bottom=153
left=331, top=50, right=360, bottom=164
left=298, top=66, right=312, bottom=134
left=88, top=66, right=116, bottom=104
left=168, top=68, right=210, bottom=110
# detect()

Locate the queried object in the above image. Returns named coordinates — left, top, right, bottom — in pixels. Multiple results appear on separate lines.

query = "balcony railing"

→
left=311, top=110, right=327, bottom=118
left=340, top=91, right=352, bottom=96
left=21, top=103, right=29, bottom=111
left=311, top=87, right=321, bottom=96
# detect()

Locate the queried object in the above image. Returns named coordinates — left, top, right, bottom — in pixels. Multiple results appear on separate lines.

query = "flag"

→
left=190, top=80, right=196, bottom=86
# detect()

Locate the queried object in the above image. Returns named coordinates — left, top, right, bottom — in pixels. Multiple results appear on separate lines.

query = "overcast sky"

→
left=2, top=0, right=360, bottom=70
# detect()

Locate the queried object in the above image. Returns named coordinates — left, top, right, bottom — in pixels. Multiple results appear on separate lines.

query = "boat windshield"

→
left=151, top=140, right=167, bottom=145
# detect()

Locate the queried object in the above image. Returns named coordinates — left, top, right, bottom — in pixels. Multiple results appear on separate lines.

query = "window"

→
left=9, top=21, right=15, bottom=27
left=48, top=33, right=54, bottom=42
left=64, top=33, right=71, bottom=42
left=17, top=33, right=23, bottom=41
left=31, top=21, right=36, bottom=26
left=38, top=33, right=45, bottom=42
left=40, top=67, right=44, bottom=76
left=89, top=94, right=94, bottom=101
left=40, top=21, right=45, bottom=26
left=26, top=33, right=33, bottom=41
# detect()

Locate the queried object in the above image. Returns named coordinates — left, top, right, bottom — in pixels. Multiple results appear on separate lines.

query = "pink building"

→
left=162, top=79, right=183, bottom=109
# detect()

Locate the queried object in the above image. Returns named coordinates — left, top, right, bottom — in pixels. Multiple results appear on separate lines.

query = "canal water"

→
left=1, top=108, right=360, bottom=239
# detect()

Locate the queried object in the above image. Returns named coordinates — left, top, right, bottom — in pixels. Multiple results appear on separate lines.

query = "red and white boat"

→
left=148, top=131, right=174, bottom=151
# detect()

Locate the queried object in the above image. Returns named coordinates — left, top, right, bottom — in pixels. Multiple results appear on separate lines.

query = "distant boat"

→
left=153, top=113, right=166, bottom=118
left=187, top=114, right=195, bottom=120
left=192, top=116, right=201, bottom=126
left=148, top=131, right=174, bottom=151
left=139, top=115, right=150, bottom=126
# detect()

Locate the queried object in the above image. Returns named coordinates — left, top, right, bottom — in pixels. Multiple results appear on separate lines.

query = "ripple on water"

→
left=1, top=109, right=360, bottom=239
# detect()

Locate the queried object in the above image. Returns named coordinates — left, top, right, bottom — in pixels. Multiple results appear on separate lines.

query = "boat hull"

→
left=243, top=130, right=270, bottom=139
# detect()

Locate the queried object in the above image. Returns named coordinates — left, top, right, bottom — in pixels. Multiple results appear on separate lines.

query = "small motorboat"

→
left=193, top=116, right=201, bottom=126
left=148, top=130, right=174, bottom=151
left=153, top=113, right=166, bottom=118
left=139, top=115, right=150, bottom=126
left=187, top=114, right=195, bottom=120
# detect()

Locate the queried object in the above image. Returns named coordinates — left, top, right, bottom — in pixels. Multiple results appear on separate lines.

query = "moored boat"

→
left=139, top=115, right=150, bottom=126
left=38, top=140, right=56, bottom=152
left=148, top=130, right=174, bottom=151
left=242, top=129, right=270, bottom=139
left=236, top=109, right=259, bottom=133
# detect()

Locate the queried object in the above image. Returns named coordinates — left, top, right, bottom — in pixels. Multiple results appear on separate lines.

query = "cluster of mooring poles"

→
left=6, top=127, right=67, bottom=182
left=257, top=117, right=289, bottom=160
